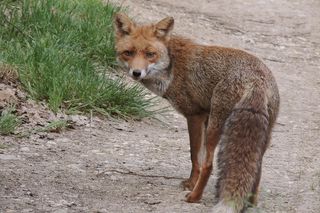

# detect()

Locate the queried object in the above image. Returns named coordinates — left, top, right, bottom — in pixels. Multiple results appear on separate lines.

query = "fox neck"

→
left=139, top=36, right=191, bottom=97
left=141, top=76, right=172, bottom=96
left=140, top=54, right=173, bottom=97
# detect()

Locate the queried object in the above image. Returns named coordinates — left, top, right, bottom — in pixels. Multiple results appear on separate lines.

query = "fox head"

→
left=113, top=13, right=174, bottom=81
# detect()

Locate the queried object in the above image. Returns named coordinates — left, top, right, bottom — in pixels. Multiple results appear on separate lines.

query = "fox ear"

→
left=114, top=13, right=135, bottom=37
left=155, top=17, right=174, bottom=39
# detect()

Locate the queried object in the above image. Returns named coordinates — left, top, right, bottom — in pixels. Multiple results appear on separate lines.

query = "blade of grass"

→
left=0, top=107, right=20, bottom=135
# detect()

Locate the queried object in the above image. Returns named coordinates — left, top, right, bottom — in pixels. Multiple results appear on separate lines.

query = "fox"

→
left=113, top=13, right=280, bottom=213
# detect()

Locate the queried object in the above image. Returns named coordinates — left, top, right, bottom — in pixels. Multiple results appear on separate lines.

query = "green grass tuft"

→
left=0, top=0, right=154, bottom=118
left=40, top=120, right=69, bottom=133
left=0, top=107, right=20, bottom=135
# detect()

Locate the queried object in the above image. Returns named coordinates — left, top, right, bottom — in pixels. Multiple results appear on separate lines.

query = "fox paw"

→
left=185, top=191, right=202, bottom=203
left=181, top=179, right=196, bottom=191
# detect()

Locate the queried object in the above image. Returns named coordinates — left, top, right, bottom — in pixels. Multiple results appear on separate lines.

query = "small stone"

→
left=0, top=88, right=18, bottom=107
left=0, top=154, right=19, bottom=160
left=69, top=115, right=88, bottom=126
left=47, top=141, right=57, bottom=146
left=56, top=137, right=70, bottom=143
left=20, top=147, right=30, bottom=152
left=47, top=134, right=55, bottom=140
left=38, top=132, right=48, bottom=139
left=66, top=202, right=76, bottom=207
left=53, top=209, right=68, bottom=213
left=22, top=209, right=34, bottom=213
left=26, top=191, right=34, bottom=197
left=110, top=175, right=118, bottom=181
left=96, top=209, right=108, bottom=213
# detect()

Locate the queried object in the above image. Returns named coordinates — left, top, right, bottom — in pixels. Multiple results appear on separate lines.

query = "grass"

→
left=16, top=119, right=71, bottom=138
left=38, top=120, right=69, bottom=133
left=0, top=144, right=9, bottom=149
left=0, top=0, right=155, bottom=118
left=0, top=107, right=20, bottom=135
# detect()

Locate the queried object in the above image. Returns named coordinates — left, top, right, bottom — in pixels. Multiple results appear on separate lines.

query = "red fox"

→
left=114, top=13, right=280, bottom=213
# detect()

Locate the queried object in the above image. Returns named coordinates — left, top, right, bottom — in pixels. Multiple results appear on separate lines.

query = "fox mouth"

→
left=132, top=75, right=142, bottom=81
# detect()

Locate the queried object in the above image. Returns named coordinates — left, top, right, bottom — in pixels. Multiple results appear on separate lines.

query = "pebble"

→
left=0, top=154, right=19, bottom=160
left=96, top=209, right=108, bottom=213
left=53, top=209, right=68, bottom=213
left=47, top=141, right=57, bottom=146
left=110, top=175, right=118, bottom=181
left=20, top=147, right=30, bottom=152
left=21, top=209, right=34, bottom=213
left=56, top=137, right=70, bottom=143
left=47, top=134, right=55, bottom=140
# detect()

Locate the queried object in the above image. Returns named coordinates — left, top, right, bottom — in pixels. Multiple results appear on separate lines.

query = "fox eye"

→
left=145, top=52, right=156, bottom=58
left=123, top=50, right=134, bottom=57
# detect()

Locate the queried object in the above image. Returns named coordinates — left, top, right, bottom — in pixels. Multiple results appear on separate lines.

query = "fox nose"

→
left=132, top=70, right=141, bottom=77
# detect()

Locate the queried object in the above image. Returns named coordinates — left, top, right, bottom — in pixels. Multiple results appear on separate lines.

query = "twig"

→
left=276, top=122, right=286, bottom=126
left=262, top=57, right=285, bottom=63
left=100, top=169, right=185, bottom=180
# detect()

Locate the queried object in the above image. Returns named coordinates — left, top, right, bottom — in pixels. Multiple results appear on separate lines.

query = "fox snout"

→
left=129, top=68, right=147, bottom=80
left=132, top=69, right=142, bottom=77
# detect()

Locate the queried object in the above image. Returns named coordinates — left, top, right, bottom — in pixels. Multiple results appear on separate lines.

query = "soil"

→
left=1, top=0, right=320, bottom=212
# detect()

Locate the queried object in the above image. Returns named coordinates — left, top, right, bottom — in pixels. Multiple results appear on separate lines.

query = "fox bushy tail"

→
left=212, top=87, right=270, bottom=213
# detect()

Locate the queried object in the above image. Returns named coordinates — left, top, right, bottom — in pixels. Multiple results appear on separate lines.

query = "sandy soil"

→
left=1, top=0, right=320, bottom=212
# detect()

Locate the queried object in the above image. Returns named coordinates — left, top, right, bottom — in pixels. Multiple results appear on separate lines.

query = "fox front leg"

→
left=181, top=114, right=208, bottom=191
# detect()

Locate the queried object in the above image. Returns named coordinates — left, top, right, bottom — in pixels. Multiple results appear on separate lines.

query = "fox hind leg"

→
left=185, top=125, right=221, bottom=202
left=186, top=80, right=242, bottom=203
left=248, top=130, right=272, bottom=206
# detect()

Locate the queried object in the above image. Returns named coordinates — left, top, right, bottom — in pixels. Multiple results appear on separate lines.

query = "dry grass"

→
left=0, top=63, right=19, bottom=84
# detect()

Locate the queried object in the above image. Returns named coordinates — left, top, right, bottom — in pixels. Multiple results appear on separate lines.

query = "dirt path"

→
left=1, top=0, right=320, bottom=212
